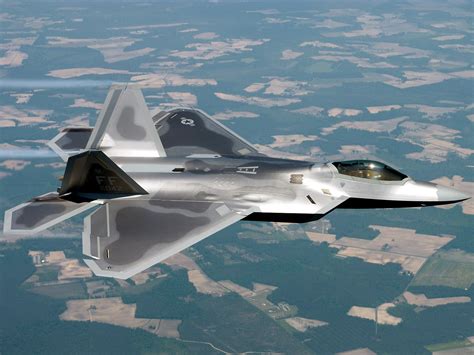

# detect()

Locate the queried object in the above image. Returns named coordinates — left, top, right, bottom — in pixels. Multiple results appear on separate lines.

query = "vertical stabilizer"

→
left=59, top=150, right=148, bottom=202
left=86, top=85, right=166, bottom=159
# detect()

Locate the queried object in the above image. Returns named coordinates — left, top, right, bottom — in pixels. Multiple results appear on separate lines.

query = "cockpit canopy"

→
left=332, top=160, right=407, bottom=181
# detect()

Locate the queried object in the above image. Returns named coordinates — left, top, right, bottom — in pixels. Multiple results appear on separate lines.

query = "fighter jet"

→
left=3, top=86, right=469, bottom=279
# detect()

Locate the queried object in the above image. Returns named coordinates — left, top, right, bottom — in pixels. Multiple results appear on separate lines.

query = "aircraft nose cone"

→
left=436, top=185, right=471, bottom=203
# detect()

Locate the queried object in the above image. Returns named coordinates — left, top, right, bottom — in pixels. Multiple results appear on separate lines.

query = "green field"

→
left=0, top=245, right=231, bottom=354
left=181, top=293, right=313, bottom=354
left=411, top=250, right=474, bottom=289
left=35, top=265, right=60, bottom=282
left=425, top=339, right=473, bottom=352
left=29, top=281, right=87, bottom=299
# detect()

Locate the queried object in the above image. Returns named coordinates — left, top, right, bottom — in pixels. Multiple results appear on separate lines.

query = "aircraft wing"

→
left=83, top=199, right=255, bottom=279
left=153, top=108, right=262, bottom=157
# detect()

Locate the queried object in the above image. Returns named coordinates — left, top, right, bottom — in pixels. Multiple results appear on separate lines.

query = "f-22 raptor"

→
left=4, top=86, right=469, bottom=279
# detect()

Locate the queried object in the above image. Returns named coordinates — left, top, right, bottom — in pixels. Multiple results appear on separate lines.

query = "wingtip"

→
left=83, top=259, right=135, bottom=280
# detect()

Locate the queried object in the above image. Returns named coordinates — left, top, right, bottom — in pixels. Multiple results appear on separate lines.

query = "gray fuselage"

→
left=114, top=155, right=467, bottom=223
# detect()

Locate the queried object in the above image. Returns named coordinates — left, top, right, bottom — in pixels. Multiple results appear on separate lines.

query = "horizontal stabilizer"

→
left=47, top=127, right=93, bottom=162
left=3, top=192, right=96, bottom=235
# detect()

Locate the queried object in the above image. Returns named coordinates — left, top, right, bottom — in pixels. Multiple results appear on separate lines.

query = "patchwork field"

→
left=403, top=291, right=470, bottom=307
left=307, top=225, right=453, bottom=274
left=164, top=252, right=229, bottom=296
left=60, top=297, right=181, bottom=338
left=336, top=348, right=376, bottom=355
left=425, top=339, right=474, bottom=353
left=28, top=250, right=93, bottom=280
left=347, top=303, right=402, bottom=326
left=29, top=281, right=87, bottom=299
left=411, top=250, right=474, bottom=289
left=284, top=317, right=328, bottom=332
left=218, top=280, right=298, bottom=319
